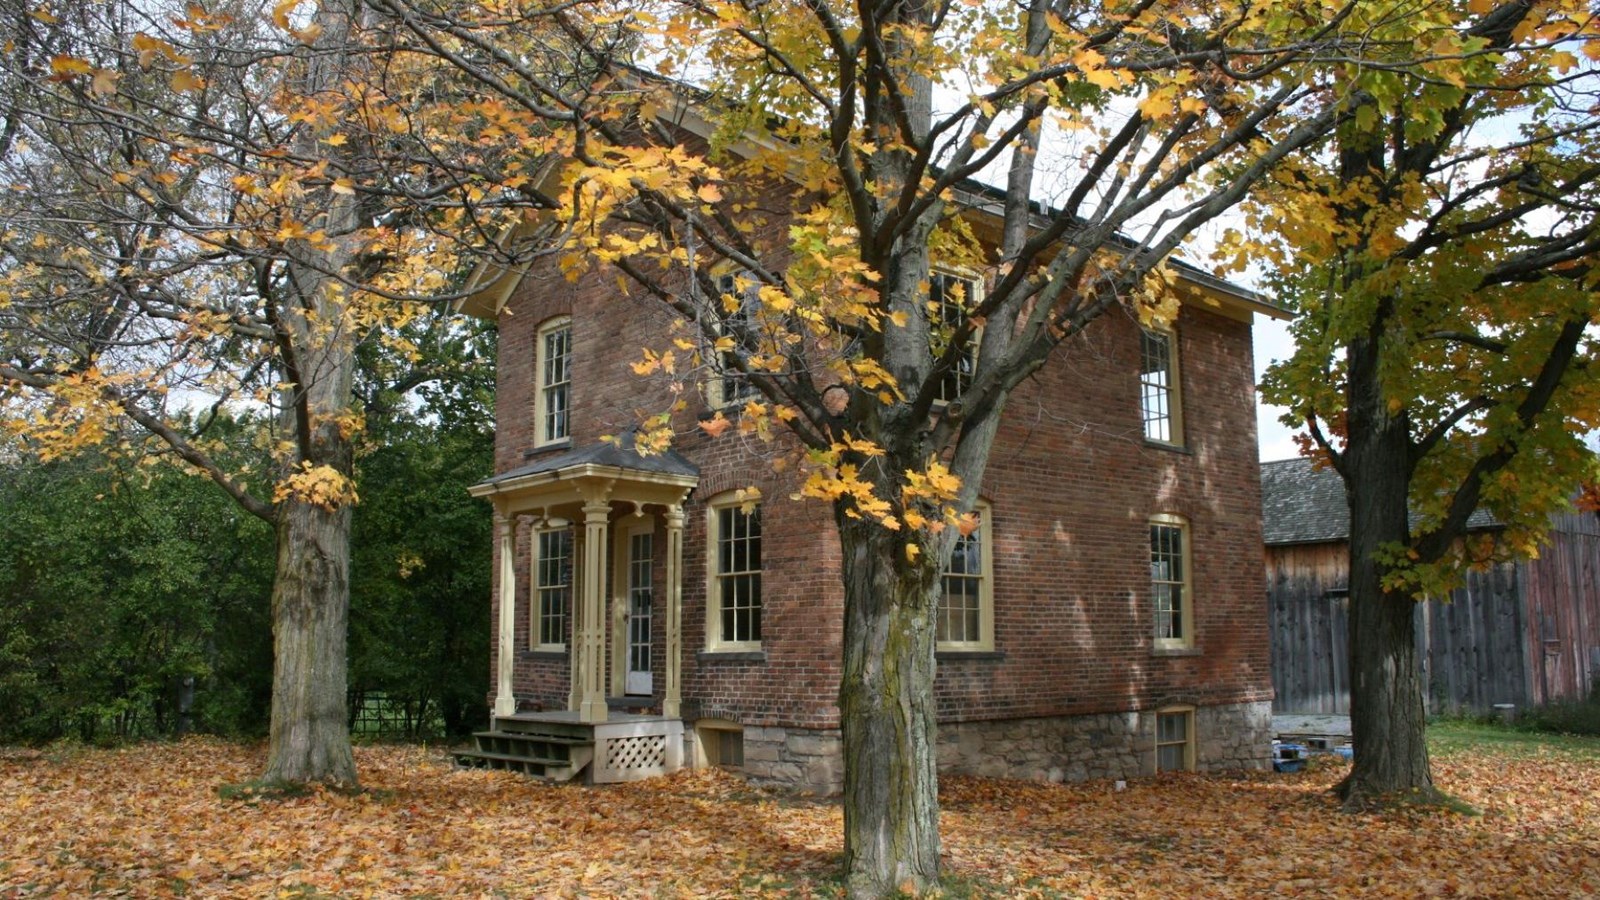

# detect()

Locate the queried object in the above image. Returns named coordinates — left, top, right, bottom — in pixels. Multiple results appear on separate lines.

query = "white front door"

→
left=625, top=531, right=654, bottom=696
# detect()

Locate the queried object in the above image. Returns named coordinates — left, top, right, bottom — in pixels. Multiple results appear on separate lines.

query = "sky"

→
left=1252, top=316, right=1301, bottom=463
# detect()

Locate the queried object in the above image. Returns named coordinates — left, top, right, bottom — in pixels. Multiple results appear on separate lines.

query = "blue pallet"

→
left=1273, top=742, right=1308, bottom=773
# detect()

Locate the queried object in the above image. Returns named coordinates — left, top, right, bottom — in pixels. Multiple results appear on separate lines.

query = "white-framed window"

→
left=535, top=316, right=572, bottom=446
left=1155, top=706, right=1195, bottom=772
left=1140, top=327, right=1182, bottom=444
left=938, top=501, right=994, bottom=651
left=931, top=271, right=981, bottom=404
left=710, top=271, right=762, bottom=408
left=533, top=527, right=573, bottom=651
left=706, top=495, right=762, bottom=650
left=1150, top=513, right=1193, bottom=649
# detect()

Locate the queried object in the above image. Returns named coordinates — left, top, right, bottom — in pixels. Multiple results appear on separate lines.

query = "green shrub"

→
left=1516, top=694, right=1600, bottom=737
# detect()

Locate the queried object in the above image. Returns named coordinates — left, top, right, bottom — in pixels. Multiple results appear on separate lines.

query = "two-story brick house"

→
left=453, top=124, right=1283, bottom=792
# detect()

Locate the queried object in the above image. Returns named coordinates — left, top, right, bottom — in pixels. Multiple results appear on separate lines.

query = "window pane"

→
left=1140, top=329, right=1174, bottom=442
left=932, top=273, right=978, bottom=403
left=1158, top=743, right=1186, bottom=772
left=629, top=533, right=652, bottom=671
left=1156, top=710, right=1191, bottom=772
left=716, top=273, right=761, bottom=404
left=939, top=521, right=985, bottom=646
left=537, top=529, right=572, bottom=646
left=1151, top=523, right=1186, bottom=643
left=715, top=504, right=762, bottom=644
left=540, top=325, right=572, bottom=442
left=1158, top=712, right=1185, bottom=742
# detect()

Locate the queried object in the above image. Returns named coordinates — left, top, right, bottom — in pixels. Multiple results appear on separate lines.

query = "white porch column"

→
left=663, top=504, right=685, bottom=719
left=579, top=501, right=611, bottom=723
left=493, top=511, right=518, bottom=718
left=568, top=521, right=583, bottom=713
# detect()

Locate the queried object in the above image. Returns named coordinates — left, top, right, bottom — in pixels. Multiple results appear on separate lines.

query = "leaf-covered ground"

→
left=2, top=734, right=1597, bottom=897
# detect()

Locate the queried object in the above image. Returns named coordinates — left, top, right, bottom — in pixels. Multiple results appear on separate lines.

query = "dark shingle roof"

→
left=1261, top=458, right=1350, bottom=545
left=477, top=432, right=699, bottom=490
left=1260, top=458, right=1500, bottom=546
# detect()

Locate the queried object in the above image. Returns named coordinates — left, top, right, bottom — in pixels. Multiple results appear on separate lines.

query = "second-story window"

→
left=713, top=272, right=762, bottom=408
left=1140, top=327, right=1182, bottom=445
left=931, top=272, right=980, bottom=404
left=536, top=317, right=571, bottom=446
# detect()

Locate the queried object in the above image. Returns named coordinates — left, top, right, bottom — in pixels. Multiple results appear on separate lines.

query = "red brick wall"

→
left=932, top=305, right=1272, bottom=722
left=484, top=229, right=1271, bottom=731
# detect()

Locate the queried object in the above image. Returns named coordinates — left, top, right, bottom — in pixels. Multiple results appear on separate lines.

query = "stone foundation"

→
left=938, top=700, right=1273, bottom=782
left=724, top=725, right=844, bottom=794
left=701, top=700, right=1272, bottom=793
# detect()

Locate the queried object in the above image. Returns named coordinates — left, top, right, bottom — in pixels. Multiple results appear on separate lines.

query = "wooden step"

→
left=492, top=716, right=594, bottom=739
left=452, top=749, right=582, bottom=779
left=453, top=733, right=595, bottom=783
left=473, top=730, right=591, bottom=746
left=456, top=748, right=574, bottom=768
left=471, top=731, right=589, bottom=763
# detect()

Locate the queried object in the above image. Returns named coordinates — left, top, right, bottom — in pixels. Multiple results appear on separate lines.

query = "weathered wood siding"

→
left=1523, top=510, right=1600, bottom=706
left=1416, top=563, right=1527, bottom=715
left=1266, top=543, right=1349, bottom=714
left=1266, top=519, right=1600, bottom=716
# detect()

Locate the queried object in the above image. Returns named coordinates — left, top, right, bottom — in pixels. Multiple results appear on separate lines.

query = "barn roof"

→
left=1260, top=458, right=1350, bottom=545
left=1260, top=458, right=1499, bottom=546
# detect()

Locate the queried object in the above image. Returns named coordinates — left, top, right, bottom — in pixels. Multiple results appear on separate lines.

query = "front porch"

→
left=454, top=710, right=685, bottom=784
left=461, top=438, right=699, bottom=782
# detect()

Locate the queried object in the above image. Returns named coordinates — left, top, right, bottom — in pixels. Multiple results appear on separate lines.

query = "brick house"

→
left=452, top=119, right=1284, bottom=792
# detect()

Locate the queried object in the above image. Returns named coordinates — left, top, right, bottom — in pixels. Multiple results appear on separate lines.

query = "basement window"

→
left=1155, top=706, right=1195, bottom=773
left=696, top=720, right=745, bottom=768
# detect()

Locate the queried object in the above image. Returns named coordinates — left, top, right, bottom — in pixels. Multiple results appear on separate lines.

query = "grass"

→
left=1429, top=717, right=1600, bottom=758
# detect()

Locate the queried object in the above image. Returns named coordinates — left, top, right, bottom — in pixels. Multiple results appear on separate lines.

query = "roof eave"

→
left=469, top=462, right=700, bottom=499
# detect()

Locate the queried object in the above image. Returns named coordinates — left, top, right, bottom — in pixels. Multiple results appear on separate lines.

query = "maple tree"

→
left=370, top=0, right=1487, bottom=892
left=0, top=0, right=571, bottom=783
left=1253, top=0, right=1600, bottom=808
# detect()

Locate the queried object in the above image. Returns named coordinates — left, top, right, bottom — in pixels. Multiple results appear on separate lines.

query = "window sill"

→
left=521, top=650, right=568, bottom=661
left=524, top=441, right=572, bottom=458
left=697, top=650, right=766, bottom=663
left=1142, top=439, right=1191, bottom=455
left=1151, top=646, right=1201, bottom=658
left=936, top=650, right=1005, bottom=662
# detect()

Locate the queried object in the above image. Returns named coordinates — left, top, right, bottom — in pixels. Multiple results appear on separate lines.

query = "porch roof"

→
left=468, top=436, right=699, bottom=510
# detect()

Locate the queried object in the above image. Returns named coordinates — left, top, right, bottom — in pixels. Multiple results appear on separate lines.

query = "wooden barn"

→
left=1262, top=458, right=1600, bottom=716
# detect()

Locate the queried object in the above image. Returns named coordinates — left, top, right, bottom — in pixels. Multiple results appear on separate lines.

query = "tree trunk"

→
left=258, top=0, right=367, bottom=787
left=1340, top=334, right=1434, bottom=808
left=837, top=514, right=941, bottom=898
left=264, top=497, right=357, bottom=785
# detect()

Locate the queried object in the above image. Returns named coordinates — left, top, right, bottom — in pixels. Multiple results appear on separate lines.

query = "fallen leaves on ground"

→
left=2, top=738, right=1597, bottom=897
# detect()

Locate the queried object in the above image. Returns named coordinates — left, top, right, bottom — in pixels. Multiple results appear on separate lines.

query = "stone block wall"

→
left=714, top=700, right=1272, bottom=794
left=697, top=724, right=844, bottom=795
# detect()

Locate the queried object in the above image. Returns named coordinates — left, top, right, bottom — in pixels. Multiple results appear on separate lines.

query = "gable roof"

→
left=1260, top=457, right=1500, bottom=546
left=1260, top=458, right=1351, bottom=545
left=455, top=72, right=1290, bottom=324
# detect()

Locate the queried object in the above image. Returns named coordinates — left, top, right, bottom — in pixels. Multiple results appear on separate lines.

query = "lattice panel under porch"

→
left=605, top=735, right=667, bottom=771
